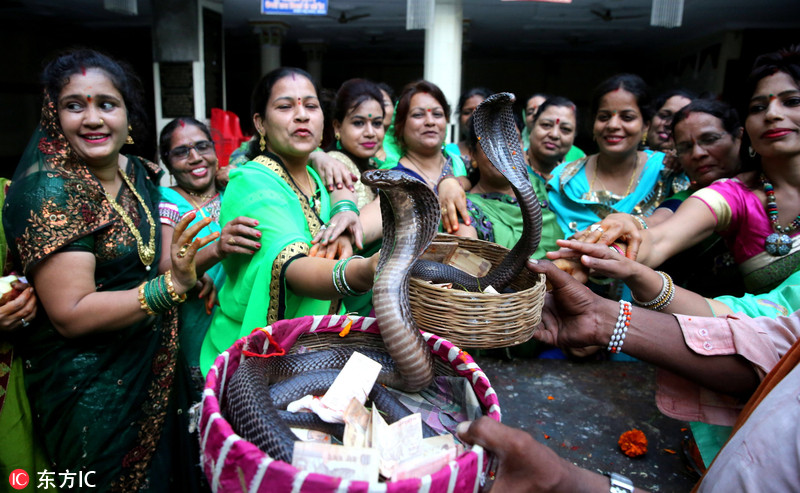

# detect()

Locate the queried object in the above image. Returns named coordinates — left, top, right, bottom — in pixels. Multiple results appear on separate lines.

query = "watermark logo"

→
left=9, top=469, right=29, bottom=490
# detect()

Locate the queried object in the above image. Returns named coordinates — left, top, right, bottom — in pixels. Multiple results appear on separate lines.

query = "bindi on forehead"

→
left=179, top=120, right=186, bottom=128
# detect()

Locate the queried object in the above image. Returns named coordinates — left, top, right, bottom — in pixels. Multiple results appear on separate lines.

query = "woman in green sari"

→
left=3, top=49, right=215, bottom=492
left=200, top=67, right=378, bottom=375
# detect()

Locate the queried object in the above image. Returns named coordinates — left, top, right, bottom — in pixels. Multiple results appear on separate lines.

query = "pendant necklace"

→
left=104, top=168, right=157, bottom=269
left=761, top=173, right=797, bottom=256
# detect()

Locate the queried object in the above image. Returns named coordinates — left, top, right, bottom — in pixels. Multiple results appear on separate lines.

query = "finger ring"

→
left=319, top=224, right=328, bottom=232
left=328, top=223, right=337, bottom=229
left=227, top=237, right=236, bottom=246
left=21, top=318, right=29, bottom=327
left=177, top=243, right=191, bottom=258
left=441, top=207, right=447, bottom=213
left=590, top=224, right=604, bottom=233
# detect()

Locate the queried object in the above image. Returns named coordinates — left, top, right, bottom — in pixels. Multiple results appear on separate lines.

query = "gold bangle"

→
left=138, top=281, right=156, bottom=316
left=631, top=214, right=648, bottom=230
left=164, top=270, right=187, bottom=303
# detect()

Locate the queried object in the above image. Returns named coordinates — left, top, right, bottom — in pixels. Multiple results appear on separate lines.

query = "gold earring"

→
left=641, top=132, right=648, bottom=147
left=259, top=133, right=266, bottom=152
left=335, top=133, right=340, bottom=141
left=126, top=124, right=135, bottom=145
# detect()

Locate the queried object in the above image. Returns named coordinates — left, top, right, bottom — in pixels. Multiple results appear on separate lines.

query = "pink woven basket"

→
left=200, top=314, right=502, bottom=493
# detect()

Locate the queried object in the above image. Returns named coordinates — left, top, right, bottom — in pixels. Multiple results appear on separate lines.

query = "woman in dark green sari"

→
left=3, top=49, right=215, bottom=492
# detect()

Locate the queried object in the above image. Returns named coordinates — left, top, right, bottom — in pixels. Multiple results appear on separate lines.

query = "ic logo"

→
left=9, top=469, right=29, bottom=490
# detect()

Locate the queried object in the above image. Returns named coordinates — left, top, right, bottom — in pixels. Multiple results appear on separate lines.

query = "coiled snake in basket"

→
left=224, top=92, right=542, bottom=463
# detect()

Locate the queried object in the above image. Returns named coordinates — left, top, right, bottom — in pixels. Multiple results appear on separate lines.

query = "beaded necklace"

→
left=761, top=173, right=798, bottom=256
left=104, top=168, right=156, bottom=269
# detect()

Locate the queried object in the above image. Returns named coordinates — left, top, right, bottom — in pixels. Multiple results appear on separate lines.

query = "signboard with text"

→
left=262, top=0, right=328, bottom=15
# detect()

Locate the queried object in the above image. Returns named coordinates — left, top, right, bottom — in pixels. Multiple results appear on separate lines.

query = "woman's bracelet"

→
left=651, top=274, right=676, bottom=311
left=330, top=199, right=360, bottom=217
left=607, top=300, right=632, bottom=354
left=332, top=255, right=368, bottom=297
left=165, top=270, right=187, bottom=303
left=631, top=271, right=674, bottom=311
left=138, top=281, right=156, bottom=316
left=631, top=214, right=648, bottom=230
left=138, top=271, right=187, bottom=315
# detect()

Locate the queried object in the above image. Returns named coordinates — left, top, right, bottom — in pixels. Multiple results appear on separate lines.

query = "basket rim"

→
left=200, top=314, right=500, bottom=491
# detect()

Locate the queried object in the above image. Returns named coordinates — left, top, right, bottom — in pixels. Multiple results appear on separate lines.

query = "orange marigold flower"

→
left=618, top=429, right=647, bottom=457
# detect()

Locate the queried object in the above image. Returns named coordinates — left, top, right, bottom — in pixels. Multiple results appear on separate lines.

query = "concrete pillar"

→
left=151, top=0, right=223, bottom=184
left=300, top=40, right=327, bottom=85
left=252, top=21, right=288, bottom=76
left=424, top=0, right=463, bottom=144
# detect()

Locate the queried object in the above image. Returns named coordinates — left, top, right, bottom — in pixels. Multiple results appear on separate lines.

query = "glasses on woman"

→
left=169, top=140, right=215, bottom=160
left=675, top=132, right=727, bottom=156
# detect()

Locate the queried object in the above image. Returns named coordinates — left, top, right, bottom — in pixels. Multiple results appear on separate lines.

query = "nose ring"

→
left=99, top=119, right=105, bottom=125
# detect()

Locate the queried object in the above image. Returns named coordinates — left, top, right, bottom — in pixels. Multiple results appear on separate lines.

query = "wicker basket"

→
left=409, top=234, right=546, bottom=349
left=200, top=314, right=501, bottom=493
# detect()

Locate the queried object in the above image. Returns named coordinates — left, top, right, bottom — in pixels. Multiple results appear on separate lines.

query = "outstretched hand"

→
left=170, top=212, right=219, bottom=295
left=568, top=213, right=643, bottom=260
left=312, top=210, right=364, bottom=250
left=527, top=259, right=607, bottom=350
left=456, top=417, right=571, bottom=493
left=548, top=239, right=638, bottom=284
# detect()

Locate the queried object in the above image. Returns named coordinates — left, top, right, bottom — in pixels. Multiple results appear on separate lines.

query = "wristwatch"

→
left=607, top=472, right=634, bottom=493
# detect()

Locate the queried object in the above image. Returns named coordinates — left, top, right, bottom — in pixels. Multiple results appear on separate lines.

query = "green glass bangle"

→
left=340, top=255, right=367, bottom=296
left=144, top=278, right=165, bottom=313
left=331, top=199, right=360, bottom=217
left=332, top=258, right=349, bottom=296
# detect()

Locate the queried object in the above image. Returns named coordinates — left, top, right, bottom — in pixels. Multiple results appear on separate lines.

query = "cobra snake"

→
left=411, top=92, right=543, bottom=292
left=224, top=92, right=542, bottom=462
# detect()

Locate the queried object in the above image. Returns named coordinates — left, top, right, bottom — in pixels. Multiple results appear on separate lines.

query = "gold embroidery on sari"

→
left=268, top=241, right=310, bottom=324
left=111, top=309, right=179, bottom=492
left=253, top=155, right=323, bottom=236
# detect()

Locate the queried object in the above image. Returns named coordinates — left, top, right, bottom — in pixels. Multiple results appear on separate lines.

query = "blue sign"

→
left=262, top=0, right=328, bottom=15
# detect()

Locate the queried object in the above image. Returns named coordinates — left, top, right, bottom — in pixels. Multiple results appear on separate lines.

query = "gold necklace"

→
left=186, top=190, right=218, bottom=211
left=187, top=190, right=216, bottom=200
left=590, top=153, right=640, bottom=196
left=104, top=168, right=156, bottom=268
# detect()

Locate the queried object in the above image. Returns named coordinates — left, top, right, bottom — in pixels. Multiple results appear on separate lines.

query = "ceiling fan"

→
left=328, top=8, right=371, bottom=24
left=590, top=7, right=646, bottom=22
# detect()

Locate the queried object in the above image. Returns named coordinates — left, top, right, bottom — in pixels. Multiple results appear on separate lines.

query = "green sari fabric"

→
left=200, top=153, right=336, bottom=375
left=464, top=173, right=564, bottom=260
left=714, top=269, right=800, bottom=318
left=3, top=96, right=201, bottom=492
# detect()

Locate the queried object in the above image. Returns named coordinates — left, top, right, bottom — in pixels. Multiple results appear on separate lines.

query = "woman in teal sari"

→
left=548, top=74, right=685, bottom=238
left=200, top=67, right=378, bottom=375
left=3, top=49, right=215, bottom=492
left=158, top=117, right=260, bottom=389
